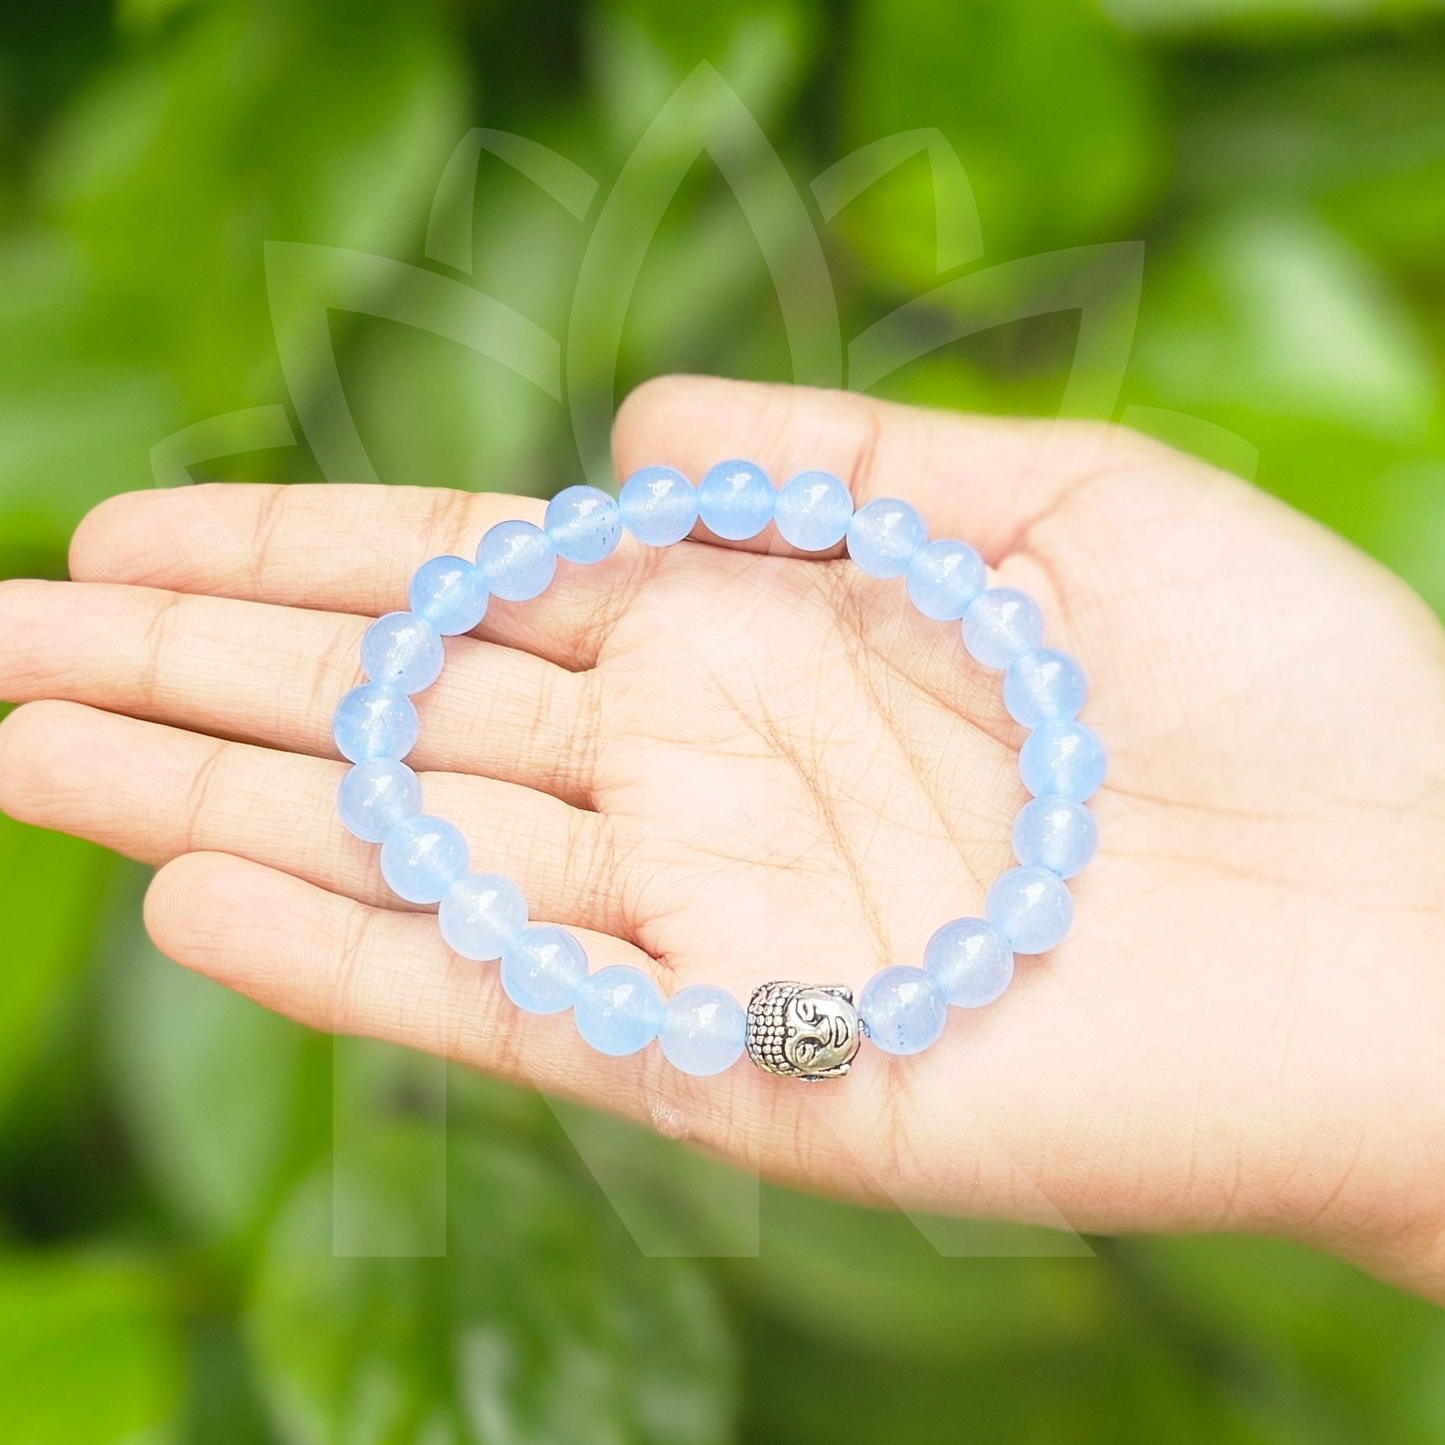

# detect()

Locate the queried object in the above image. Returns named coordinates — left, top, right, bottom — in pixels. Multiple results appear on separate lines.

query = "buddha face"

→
left=782, top=988, right=860, bottom=1076
left=747, top=981, right=860, bottom=1079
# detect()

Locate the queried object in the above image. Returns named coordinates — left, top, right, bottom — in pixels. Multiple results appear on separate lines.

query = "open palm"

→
left=3, top=376, right=1444, bottom=1297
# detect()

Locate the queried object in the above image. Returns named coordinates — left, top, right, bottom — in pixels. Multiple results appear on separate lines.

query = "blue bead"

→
left=985, top=866, right=1073, bottom=954
left=846, top=498, right=927, bottom=579
left=922, top=918, right=1015, bottom=1008
left=408, top=555, right=488, bottom=635
left=439, top=872, right=528, bottom=960
left=379, top=815, right=469, bottom=904
left=1013, top=797, right=1098, bottom=879
left=619, top=466, right=698, bottom=546
left=697, top=459, right=774, bottom=540
left=859, top=966, right=949, bottom=1055
left=961, top=589, right=1044, bottom=669
left=573, top=965, right=664, bottom=1056
left=1003, top=648, right=1087, bottom=727
left=500, top=925, right=589, bottom=1015
left=659, top=985, right=747, bottom=1076
left=337, top=758, right=422, bottom=843
left=360, top=611, right=445, bottom=695
left=1019, top=719, right=1107, bottom=801
left=545, top=485, right=622, bottom=564
left=773, top=470, right=853, bottom=551
left=906, top=539, right=986, bottom=620
left=332, top=682, right=418, bottom=763
left=477, top=520, right=557, bottom=601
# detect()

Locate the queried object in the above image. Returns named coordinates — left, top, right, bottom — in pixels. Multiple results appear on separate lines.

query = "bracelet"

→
left=331, top=463, right=1105, bottom=1082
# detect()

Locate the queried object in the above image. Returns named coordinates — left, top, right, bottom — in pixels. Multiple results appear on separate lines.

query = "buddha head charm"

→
left=332, top=459, right=1106, bottom=1079
left=745, top=982, right=861, bottom=1080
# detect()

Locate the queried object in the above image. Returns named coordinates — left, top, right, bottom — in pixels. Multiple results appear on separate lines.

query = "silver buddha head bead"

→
left=745, top=981, right=860, bottom=1080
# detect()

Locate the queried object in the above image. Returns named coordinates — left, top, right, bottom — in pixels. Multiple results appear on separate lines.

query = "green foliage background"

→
left=2, top=0, right=1444, bottom=1438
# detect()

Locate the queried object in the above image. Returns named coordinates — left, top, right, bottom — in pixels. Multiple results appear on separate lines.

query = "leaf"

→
left=104, top=927, right=311, bottom=1242
left=0, top=1253, right=183, bottom=1445
left=1133, top=207, right=1438, bottom=441
left=0, top=815, right=110, bottom=1128
left=842, top=0, right=1160, bottom=271
left=248, top=1125, right=736, bottom=1445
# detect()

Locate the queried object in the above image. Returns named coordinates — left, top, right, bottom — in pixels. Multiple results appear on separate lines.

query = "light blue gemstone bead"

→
left=477, top=520, right=557, bottom=601
left=337, top=758, right=422, bottom=843
left=379, top=815, right=469, bottom=905
left=1013, top=797, right=1098, bottom=879
left=859, top=965, right=949, bottom=1056
left=697, top=459, right=774, bottom=540
left=961, top=588, right=1044, bottom=669
left=500, top=924, right=588, bottom=1015
left=573, top=965, right=664, bottom=1056
left=923, top=918, right=1015, bottom=1009
left=332, top=682, right=418, bottom=763
left=545, top=485, right=622, bottom=564
left=439, top=871, right=528, bottom=960
left=906, top=539, right=986, bottom=620
left=659, top=985, right=747, bottom=1076
left=846, top=497, right=927, bottom=579
left=1003, top=648, right=1087, bottom=728
left=1019, top=719, right=1107, bottom=802
left=408, top=555, right=488, bottom=635
left=773, top=470, right=853, bottom=551
left=619, top=466, right=698, bottom=546
left=361, top=611, right=445, bottom=695
left=985, top=866, right=1074, bottom=955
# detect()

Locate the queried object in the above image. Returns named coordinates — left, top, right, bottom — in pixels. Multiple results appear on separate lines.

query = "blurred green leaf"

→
left=1115, top=1235, right=1445, bottom=1440
left=248, top=1127, right=736, bottom=1445
left=0, top=1253, right=183, bottom=1445
left=1134, top=207, right=1437, bottom=440
left=0, top=815, right=109, bottom=1126
left=843, top=0, right=1161, bottom=274
left=105, top=930, right=311, bottom=1242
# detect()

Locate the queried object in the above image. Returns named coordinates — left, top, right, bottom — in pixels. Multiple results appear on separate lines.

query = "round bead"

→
left=337, top=758, right=422, bottom=843
left=859, top=966, right=949, bottom=1055
left=846, top=498, right=927, bottom=579
left=659, top=985, right=747, bottom=1076
left=1003, top=648, right=1087, bottom=728
left=573, top=965, right=664, bottom=1056
left=961, top=589, right=1044, bottom=669
left=773, top=470, right=853, bottom=551
left=379, top=815, right=469, bottom=905
left=439, top=872, right=528, bottom=961
left=1019, top=719, right=1108, bottom=802
left=619, top=466, right=698, bottom=546
left=922, top=918, right=1015, bottom=1009
left=500, top=924, right=588, bottom=1015
left=544, top=485, right=622, bottom=564
left=332, top=682, right=418, bottom=763
left=697, top=459, right=775, bottom=540
left=985, top=866, right=1074, bottom=955
left=477, top=520, right=557, bottom=601
left=1013, top=797, right=1098, bottom=879
left=360, top=611, right=445, bottom=695
left=906, top=539, right=986, bottom=620
left=408, top=556, right=488, bottom=635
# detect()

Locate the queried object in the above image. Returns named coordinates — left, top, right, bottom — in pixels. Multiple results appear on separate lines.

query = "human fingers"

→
left=0, top=579, right=598, bottom=806
left=612, top=374, right=1165, bottom=563
left=69, top=482, right=654, bottom=672
left=0, top=700, right=632, bottom=937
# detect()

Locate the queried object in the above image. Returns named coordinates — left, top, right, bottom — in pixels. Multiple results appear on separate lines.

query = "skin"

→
left=1, top=375, right=1443, bottom=1299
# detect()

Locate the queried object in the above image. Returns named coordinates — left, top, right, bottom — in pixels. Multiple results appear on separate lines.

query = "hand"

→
left=3, top=377, right=1444, bottom=1298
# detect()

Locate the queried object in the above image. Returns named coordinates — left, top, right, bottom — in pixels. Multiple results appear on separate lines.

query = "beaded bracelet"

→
left=332, top=462, right=1105, bottom=1082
